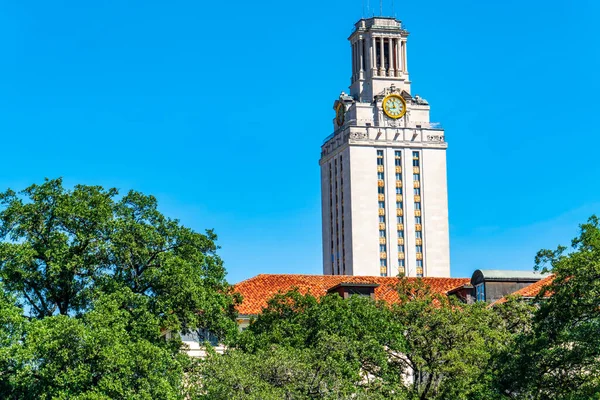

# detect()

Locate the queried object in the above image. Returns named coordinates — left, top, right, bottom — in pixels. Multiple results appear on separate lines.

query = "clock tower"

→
left=320, top=17, right=450, bottom=278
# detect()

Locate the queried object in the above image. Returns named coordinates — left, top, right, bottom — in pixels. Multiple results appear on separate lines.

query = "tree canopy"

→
left=193, top=282, right=514, bottom=400
left=495, top=216, right=600, bottom=399
left=196, top=216, right=600, bottom=399
left=1, top=179, right=600, bottom=400
left=0, top=178, right=238, bottom=399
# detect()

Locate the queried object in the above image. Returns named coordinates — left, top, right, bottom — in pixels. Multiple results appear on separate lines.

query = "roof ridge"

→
left=235, top=274, right=470, bottom=282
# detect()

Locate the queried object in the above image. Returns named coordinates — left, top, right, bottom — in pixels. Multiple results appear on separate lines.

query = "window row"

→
left=413, top=151, right=423, bottom=277
left=377, top=150, right=387, bottom=277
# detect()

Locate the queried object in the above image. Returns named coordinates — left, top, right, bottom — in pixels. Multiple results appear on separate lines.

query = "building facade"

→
left=320, top=17, right=450, bottom=277
left=470, top=269, right=550, bottom=303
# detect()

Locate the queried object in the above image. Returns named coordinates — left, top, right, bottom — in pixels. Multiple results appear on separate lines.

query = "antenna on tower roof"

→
left=379, top=0, right=382, bottom=15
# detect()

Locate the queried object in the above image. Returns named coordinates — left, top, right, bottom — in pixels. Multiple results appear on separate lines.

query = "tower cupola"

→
left=349, top=17, right=411, bottom=102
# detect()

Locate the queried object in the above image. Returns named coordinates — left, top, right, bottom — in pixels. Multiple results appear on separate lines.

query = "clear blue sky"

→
left=1, top=0, right=598, bottom=283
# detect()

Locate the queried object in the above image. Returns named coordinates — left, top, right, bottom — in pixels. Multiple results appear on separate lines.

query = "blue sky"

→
left=0, top=0, right=598, bottom=283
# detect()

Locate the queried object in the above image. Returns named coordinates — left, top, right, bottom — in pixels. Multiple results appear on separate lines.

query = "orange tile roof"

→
left=491, top=274, right=555, bottom=306
left=234, top=274, right=471, bottom=315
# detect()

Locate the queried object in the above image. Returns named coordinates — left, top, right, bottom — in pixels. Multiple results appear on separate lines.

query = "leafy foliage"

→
left=0, top=179, right=238, bottom=399
left=197, top=283, right=515, bottom=399
left=495, top=216, right=600, bottom=399
left=0, top=180, right=115, bottom=317
left=0, top=178, right=238, bottom=335
left=0, top=288, right=26, bottom=395
left=389, top=279, right=509, bottom=400
left=193, top=344, right=396, bottom=400
left=2, top=179, right=600, bottom=399
left=4, top=290, right=188, bottom=400
left=194, top=291, right=406, bottom=399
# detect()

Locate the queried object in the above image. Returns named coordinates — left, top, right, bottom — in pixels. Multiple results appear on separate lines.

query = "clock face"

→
left=335, top=102, right=345, bottom=126
left=382, top=94, right=407, bottom=119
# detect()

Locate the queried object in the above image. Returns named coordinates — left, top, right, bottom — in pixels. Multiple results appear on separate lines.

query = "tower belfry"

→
left=320, top=17, right=450, bottom=278
left=349, top=17, right=410, bottom=102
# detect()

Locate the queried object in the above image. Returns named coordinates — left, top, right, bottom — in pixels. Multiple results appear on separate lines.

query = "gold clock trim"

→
left=382, top=94, right=407, bottom=119
left=335, top=102, right=345, bottom=126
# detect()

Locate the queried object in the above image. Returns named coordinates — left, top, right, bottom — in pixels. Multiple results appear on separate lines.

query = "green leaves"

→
left=2, top=179, right=599, bottom=399
left=0, top=178, right=238, bottom=336
left=390, top=281, right=508, bottom=400
left=0, top=178, right=115, bottom=317
left=201, top=291, right=406, bottom=399
left=0, top=179, right=239, bottom=399
left=200, top=282, right=518, bottom=399
left=496, top=215, right=600, bottom=399
left=3, top=290, right=188, bottom=400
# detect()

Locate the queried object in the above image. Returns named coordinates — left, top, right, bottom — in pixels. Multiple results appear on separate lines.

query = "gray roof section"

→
left=474, top=269, right=550, bottom=280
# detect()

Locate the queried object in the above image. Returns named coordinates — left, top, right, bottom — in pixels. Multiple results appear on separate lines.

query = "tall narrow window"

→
left=476, top=284, right=485, bottom=302
left=361, top=39, right=366, bottom=71
left=383, top=38, right=390, bottom=71
left=393, top=38, right=398, bottom=71
left=376, top=38, right=381, bottom=69
left=395, top=151, right=405, bottom=277
left=340, top=155, right=345, bottom=274
left=334, top=158, right=339, bottom=275
left=377, top=150, right=387, bottom=276
left=329, top=162, right=334, bottom=275
left=413, top=151, right=424, bottom=277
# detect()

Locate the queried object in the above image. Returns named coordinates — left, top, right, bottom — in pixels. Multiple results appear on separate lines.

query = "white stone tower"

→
left=320, top=17, right=450, bottom=278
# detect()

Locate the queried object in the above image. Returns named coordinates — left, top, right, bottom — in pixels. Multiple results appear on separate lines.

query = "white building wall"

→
left=348, top=145, right=379, bottom=276
left=321, top=134, right=449, bottom=277
left=321, top=146, right=354, bottom=275
left=321, top=161, right=332, bottom=274
left=341, top=147, right=354, bottom=275
left=323, top=143, right=450, bottom=278
left=421, top=148, right=450, bottom=277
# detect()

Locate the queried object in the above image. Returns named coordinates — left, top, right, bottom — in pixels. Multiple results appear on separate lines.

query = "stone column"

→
left=403, top=40, right=408, bottom=72
left=364, top=36, right=371, bottom=78
left=354, top=42, right=359, bottom=77
left=354, top=42, right=358, bottom=78
left=372, top=36, right=377, bottom=76
left=353, top=42, right=358, bottom=82
left=388, top=37, right=394, bottom=76
left=379, top=37, right=385, bottom=75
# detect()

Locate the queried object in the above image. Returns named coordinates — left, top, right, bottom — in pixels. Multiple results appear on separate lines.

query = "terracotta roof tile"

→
left=491, top=274, right=555, bottom=306
left=234, top=274, right=470, bottom=315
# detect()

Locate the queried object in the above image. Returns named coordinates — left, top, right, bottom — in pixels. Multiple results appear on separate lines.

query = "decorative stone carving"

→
left=427, top=135, right=445, bottom=142
left=349, top=132, right=368, bottom=140
left=414, top=95, right=429, bottom=105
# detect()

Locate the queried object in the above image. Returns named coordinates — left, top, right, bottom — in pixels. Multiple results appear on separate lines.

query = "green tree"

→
left=390, top=279, right=508, bottom=400
left=192, top=344, right=394, bottom=400
left=0, top=179, right=239, bottom=399
left=0, top=179, right=115, bottom=317
left=0, top=178, right=238, bottom=336
left=198, top=283, right=513, bottom=399
left=196, top=290, right=406, bottom=399
left=495, top=216, right=600, bottom=399
left=0, top=287, right=26, bottom=395
left=106, top=189, right=238, bottom=338
left=203, top=279, right=526, bottom=399
left=4, top=289, right=188, bottom=400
